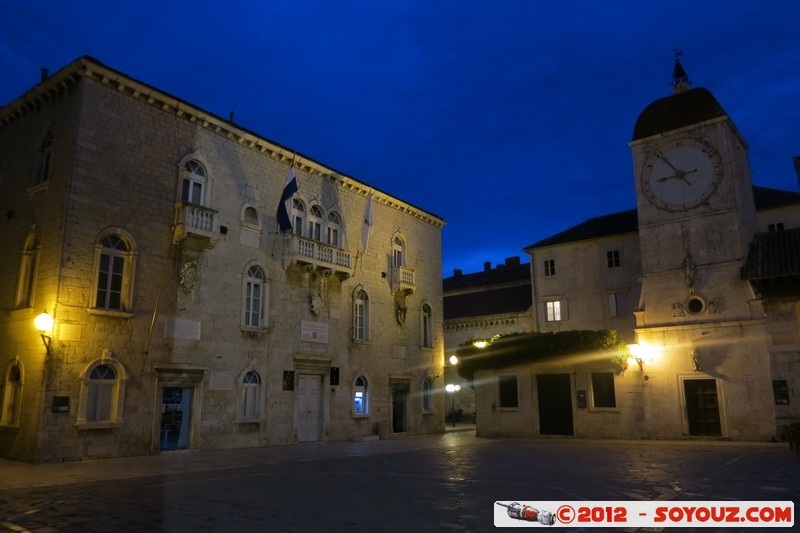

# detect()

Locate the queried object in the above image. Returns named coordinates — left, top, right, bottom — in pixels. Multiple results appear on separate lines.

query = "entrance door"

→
left=160, top=386, right=192, bottom=450
left=296, top=375, right=322, bottom=442
left=392, top=388, right=408, bottom=433
left=684, top=379, right=721, bottom=436
left=537, top=374, right=574, bottom=436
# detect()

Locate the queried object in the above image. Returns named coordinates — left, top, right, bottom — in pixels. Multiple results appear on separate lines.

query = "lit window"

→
left=354, top=376, right=368, bottom=415
left=392, top=235, right=405, bottom=267
left=498, top=375, right=518, bottom=408
left=545, top=301, right=562, bottom=322
left=0, top=362, right=23, bottom=426
left=94, top=231, right=136, bottom=312
left=422, top=377, right=433, bottom=411
left=241, top=370, right=262, bottom=418
left=421, top=303, right=432, bottom=348
left=308, top=205, right=323, bottom=241
left=544, top=259, right=556, bottom=276
left=15, top=231, right=40, bottom=309
left=292, top=199, right=306, bottom=237
left=591, top=372, right=616, bottom=408
left=607, top=250, right=621, bottom=268
left=353, top=288, right=369, bottom=341
left=243, top=265, right=267, bottom=328
left=78, top=359, right=126, bottom=426
left=180, top=159, right=207, bottom=205
left=327, top=211, right=342, bottom=247
left=608, top=292, right=627, bottom=317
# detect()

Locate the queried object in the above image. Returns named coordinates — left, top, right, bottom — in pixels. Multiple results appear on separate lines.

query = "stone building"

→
left=442, top=257, right=533, bottom=419
left=462, top=62, right=800, bottom=441
left=0, top=57, right=446, bottom=462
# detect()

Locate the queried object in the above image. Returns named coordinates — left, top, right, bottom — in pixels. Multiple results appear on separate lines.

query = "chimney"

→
left=453, top=269, right=462, bottom=277
left=794, top=156, right=800, bottom=189
left=505, top=256, right=520, bottom=268
left=483, top=261, right=492, bottom=272
left=229, top=110, right=235, bottom=122
left=40, top=68, right=49, bottom=82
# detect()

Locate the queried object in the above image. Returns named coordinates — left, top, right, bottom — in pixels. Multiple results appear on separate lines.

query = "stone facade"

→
left=468, top=70, right=800, bottom=442
left=0, top=57, right=445, bottom=462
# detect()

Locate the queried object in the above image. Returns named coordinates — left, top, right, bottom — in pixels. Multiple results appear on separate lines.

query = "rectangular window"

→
left=96, top=254, right=124, bottom=310
left=773, top=379, right=790, bottom=405
left=498, top=375, right=518, bottom=408
left=86, top=382, right=114, bottom=421
left=543, top=259, right=556, bottom=276
left=607, top=250, right=621, bottom=268
left=545, top=301, right=561, bottom=322
left=768, top=222, right=784, bottom=232
left=244, top=282, right=262, bottom=327
left=242, top=387, right=258, bottom=417
left=608, top=292, right=627, bottom=317
left=591, top=372, right=616, bottom=408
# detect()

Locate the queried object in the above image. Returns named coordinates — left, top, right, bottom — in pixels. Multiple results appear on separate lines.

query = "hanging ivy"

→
left=455, top=330, right=630, bottom=381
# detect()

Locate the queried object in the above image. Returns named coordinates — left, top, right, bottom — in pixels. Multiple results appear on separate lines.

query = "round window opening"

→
left=685, top=295, right=705, bottom=315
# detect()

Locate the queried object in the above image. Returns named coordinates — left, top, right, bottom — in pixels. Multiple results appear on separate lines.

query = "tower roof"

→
left=632, top=87, right=727, bottom=141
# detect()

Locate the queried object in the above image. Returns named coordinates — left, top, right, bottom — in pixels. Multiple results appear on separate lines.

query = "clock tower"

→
left=629, top=58, right=773, bottom=440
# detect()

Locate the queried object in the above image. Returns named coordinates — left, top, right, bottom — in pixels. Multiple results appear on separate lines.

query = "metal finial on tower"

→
left=670, top=48, right=691, bottom=94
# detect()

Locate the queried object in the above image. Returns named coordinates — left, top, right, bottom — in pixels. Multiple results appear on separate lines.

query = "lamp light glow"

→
left=34, top=312, right=54, bottom=334
left=449, top=355, right=459, bottom=365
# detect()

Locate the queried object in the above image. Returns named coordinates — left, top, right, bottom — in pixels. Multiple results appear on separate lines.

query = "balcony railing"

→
left=391, top=265, right=416, bottom=294
left=174, top=202, right=217, bottom=243
left=284, top=235, right=354, bottom=279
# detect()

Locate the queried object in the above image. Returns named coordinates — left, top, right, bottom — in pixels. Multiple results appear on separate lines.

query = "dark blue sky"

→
left=2, top=1, right=799, bottom=276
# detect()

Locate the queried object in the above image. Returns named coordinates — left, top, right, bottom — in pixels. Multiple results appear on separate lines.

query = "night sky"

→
left=2, top=1, right=799, bottom=276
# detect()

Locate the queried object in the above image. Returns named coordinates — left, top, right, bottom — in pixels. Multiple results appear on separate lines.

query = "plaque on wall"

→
left=52, top=396, right=69, bottom=413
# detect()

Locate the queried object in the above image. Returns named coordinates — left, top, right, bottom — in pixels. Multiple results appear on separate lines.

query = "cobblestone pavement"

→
left=1, top=431, right=798, bottom=532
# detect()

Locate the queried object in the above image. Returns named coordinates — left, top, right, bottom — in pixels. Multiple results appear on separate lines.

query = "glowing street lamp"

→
left=34, top=311, right=54, bottom=356
left=445, top=383, right=461, bottom=427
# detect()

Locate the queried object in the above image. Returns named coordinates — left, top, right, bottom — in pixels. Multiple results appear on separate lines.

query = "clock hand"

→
left=657, top=153, right=680, bottom=173
left=657, top=174, right=677, bottom=182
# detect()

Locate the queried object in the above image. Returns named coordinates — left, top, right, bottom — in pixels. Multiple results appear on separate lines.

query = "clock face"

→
left=641, top=139, right=723, bottom=212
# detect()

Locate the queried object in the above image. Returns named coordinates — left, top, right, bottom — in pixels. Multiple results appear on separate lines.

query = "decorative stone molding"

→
left=179, top=261, right=199, bottom=289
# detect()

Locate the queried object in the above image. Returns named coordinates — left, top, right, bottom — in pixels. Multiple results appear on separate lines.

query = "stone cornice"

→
left=1, top=57, right=445, bottom=229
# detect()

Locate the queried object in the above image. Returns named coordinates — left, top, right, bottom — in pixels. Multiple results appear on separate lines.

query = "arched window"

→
left=37, top=130, right=54, bottom=184
left=421, top=303, right=433, bottom=348
left=94, top=231, right=136, bottom=312
left=327, top=211, right=342, bottom=247
left=308, top=205, right=323, bottom=241
left=15, top=230, right=40, bottom=309
left=422, top=377, right=433, bottom=412
left=353, top=288, right=369, bottom=341
left=353, top=375, right=368, bottom=415
left=243, top=265, right=267, bottom=329
left=180, top=159, right=207, bottom=205
left=78, top=358, right=126, bottom=426
left=240, top=370, right=262, bottom=419
left=392, top=234, right=406, bottom=267
left=0, top=361, right=23, bottom=426
left=292, top=199, right=306, bottom=237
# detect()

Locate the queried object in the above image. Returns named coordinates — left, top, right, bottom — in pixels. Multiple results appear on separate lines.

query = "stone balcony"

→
left=391, top=265, right=416, bottom=295
left=284, top=235, right=354, bottom=280
left=173, top=202, right=217, bottom=245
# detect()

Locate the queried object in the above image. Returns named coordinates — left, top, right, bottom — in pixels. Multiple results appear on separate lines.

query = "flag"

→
left=276, top=166, right=298, bottom=233
left=360, top=189, right=373, bottom=253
